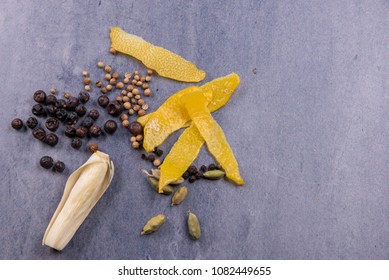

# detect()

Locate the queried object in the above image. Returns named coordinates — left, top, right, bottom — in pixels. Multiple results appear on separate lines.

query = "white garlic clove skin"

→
left=42, top=151, right=114, bottom=251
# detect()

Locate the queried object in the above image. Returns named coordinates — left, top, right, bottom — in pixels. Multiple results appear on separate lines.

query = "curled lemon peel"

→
left=110, top=26, right=206, bottom=82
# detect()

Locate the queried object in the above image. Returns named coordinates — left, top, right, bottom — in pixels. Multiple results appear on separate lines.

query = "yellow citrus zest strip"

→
left=181, top=89, right=244, bottom=185
left=158, top=124, right=204, bottom=192
left=139, top=73, right=240, bottom=152
left=110, top=26, right=206, bottom=82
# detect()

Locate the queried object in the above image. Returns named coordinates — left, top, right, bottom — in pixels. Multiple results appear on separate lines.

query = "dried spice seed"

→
left=83, top=77, right=91, bottom=85
left=138, top=109, right=146, bottom=116
left=112, top=72, right=120, bottom=79
left=144, top=88, right=152, bottom=96
left=33, top=90, right=47, bottom=103
left=66, top=112, right=78, bottom=125
left=147, top=154, right=155, bottom=162
left=75, top=105, right=87, bottom=116
left=26, top=117, right=38, bottom=129
left=106, top=84, right=113, bottom=91
left=32, top=104, right=46, bottom=116
left=171, top=186, right=188, bottom=206
left=55, top=108, right=67, bottom=121
left=75, top=126, right=88, bottom=138
left=153, top=159, right=161, bottom=167
left=97, top=61, right=104, bottom=68
left=55, top=99, right=67, bottom=109
left=64, top=125, right=77, bottom=137
left=129, top=121, right=143, bottom=136
left=53, top=161, right=65, bottom=173
left=122, top=120, right=130, bottom=127
left=88, top=143, right=98, bottom=153
left=81, top=117, right=94, bottom=128
left=109, top=78, right=117, bottom=85
left=50, top=87, right=57, bottom=94
left=195, top=171, right=203, bottom=179
left=187, top=211, right=201, bottom=240
left=11, top=118, right=23, bottom=130
left=200, top=165, right=207, bottom=173
left=182, top=171, right=190, bottom=180
left=64, top=92, right=72, bottom=99
left=107, top=103, right=123, bottom=116
left=32, top=128, right=46, bottom=141
left=116, top=82, right=124, bottom=89
left=46, top=95, right=57, bottom=106
left=188, top=165, right=197, bottom=175
left=45, top=133, right=59, bottom=146
left=104, top=65, right=112, bottom=73
left=141, top=154, right=147, bottom=160
left=88, top=109, right=99, bottom=120
left=46, top=105, right=57, bottom=117
left=132, top=141, right=140, bottom=149
left=104, top=120, right=118, bottom=134
left=101, top=87, right=108, bottom=94
left=188, top=175, right=196, bottom=183
left=116, top=96, right=123, bottom=103
left=141, top=214, right=166, bottom=235
left=71, top=137, right=82, bottom=149
left=40, top=156, right=54, bottom=169
left=85, top=85, right=91, bottom=91
left=95, top=80, right=103, bottom=88
left=67, top=97, right=79, bottom=111
left=98, top=95, right=109, bottom=108
left=45, top=117, right=60, bottom=131
left=208, top=164, right=216, bottom=171
left=147, top=177, right=173, bottom=195
left=89, top=124, right=102, bottom=137
left=82, top=70, right=89, bottom=76
left=109, top=47, right=116, bottom=54
left=202, top=169, right=225, bottom=180
left=78, top=92, right=90, bottom=103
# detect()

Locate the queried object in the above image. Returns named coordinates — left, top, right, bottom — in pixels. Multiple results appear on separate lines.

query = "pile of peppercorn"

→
left=183, top=164, right=223, bottom=183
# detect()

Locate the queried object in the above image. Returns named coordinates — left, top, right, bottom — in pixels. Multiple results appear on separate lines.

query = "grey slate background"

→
left=0, top=0, right=388, bottom=259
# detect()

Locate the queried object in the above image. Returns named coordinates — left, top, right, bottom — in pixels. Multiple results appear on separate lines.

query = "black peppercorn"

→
left=26, top=117, right=38, bottom=129
left=55, top=99, right=67, bottom=109
left=200, top=165, right=207, bottom=173
left=75, top=126, right=88, bottom=138
left=188, top=165, right=198, bottom=175
left=129, top=121, right=143, bottom=136
left=182, top=171, right=190, bottom=180
left=89, top=124, right=102, bottom=137
left=46, top=104, right=57, bottom=117
left=45, top=117, right=60, bottom=131
left=208, top=164, right=216, bottom=171
left=98, top=95, right=109, bottom=108
left=11, top=118, right=23, bottom=130
left=71, top=137, right=82, bottom=149
left=154, top=148, right=163, bottom=157
left=188, top=175, right=196, bottom=183
left=88, top=109, right=99, bottom=120
left=141, top=153, right=147, bottom=160
left=33, top=90, right=46, bottom=103
left=53, top=161, right=65, bottom=173
left=147, top=154, right=155, bottom=162
left=75, top=105, right=87, bottom=116
left=195, top=171, right=203, bottom=179
left=46, top=94, right=57, bottom=105
left=64, top=125, right=77, bottom=137
left=40, top=156, right=54, bottom=169
left=45, top=133, right=58, bottom=146
left=66, top=112, right=78, bottom=125
left=32, top=103, right=46, bottom=116
left=78, top=91, right=90, bottom=103
left=55, top=108, right=67, bottom=121
left=81, top=116, right=94, bottom=128
left=32, top=128, right=46, bottom=141
left=66, top=97, right=79, bottom=110
left=107, top=102, right=123, bottom=116
left=104, top=120, right=117, bottom=134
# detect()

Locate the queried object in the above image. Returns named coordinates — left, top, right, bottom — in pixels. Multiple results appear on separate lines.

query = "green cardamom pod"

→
left=141, top=214, right=166, bottom=235
left=151, top=169, right=161, bottom=180
left=187, top=211, right=201, bottom=240
left=171, top=186, right=188, bottom=206
left=147, top=177, right=173, bottom=195
left=202, top=169, right=225, bottom=180
left=170, top=177, right=185, bottom=185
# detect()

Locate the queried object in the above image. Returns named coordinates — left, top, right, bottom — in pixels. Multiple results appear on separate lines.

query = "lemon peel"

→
left=110, top=26, right=206, bottom=82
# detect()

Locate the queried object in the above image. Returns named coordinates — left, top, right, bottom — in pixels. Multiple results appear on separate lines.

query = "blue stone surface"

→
left=0, top=0, right=388, bottom=259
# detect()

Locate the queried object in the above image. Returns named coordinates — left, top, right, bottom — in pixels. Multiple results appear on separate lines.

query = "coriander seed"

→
left=147, top=69, right=153, bottom=75
left=153, top=159, right=161, bottom=167
left=142, top=104, right=149, bottom=110
left=132, top=88, right=139, bottom=95
left=142, top=83, right=149, bottom=89
left=144, top=88, right=152, bottom=96
left=137, top=99, right=144, bottom=105
left=104, top=65, right=112, bottom=73
left=131, top=79, right=137, bottom=85
left=122, top=120, right=130, bottom=127
left=125, top=72, right=132, bottom=78
left=123, top=78, right=129, bottom=84
left=136, top=81, right=142, bottom=86
left=88, top=143, right=98, bottom=153
left=123, top=102, right=131, bottom=110
left=133, top=105, right=140, bottom=111
left=127, top=92, right=133, bottom=98
left=106, top=84, right=113, bottom=91
left=109, top=78, right=117, bottom=85
left=97, top=61, right=104, bottom=68
left=105, top=73, right=112, bottom=81
left=83, top=77, right=91, bottom=85
left=82, top=70, right=88, bottom=76
left=84, top=85, right=91, bottom=91
left=145, top=76, right=152, bottom=82
left=132, top=141, right=140, bottom=149
left=109, top=47, right=116, bottom=54
left=101, top=87, right=108, bottom=94
left=112, top=72, right=120, bottom=79
left=127, top=85, right=134, bottom=91
left=64, top=92, right=72, bottom=99
left=128, top=109, right=135, bottom=115
left=138, top=109, right=146, bottom=116
left=140, top=76, right=146, bottom=82
left=116, top=82, right=124, bottom=89
left=50, top=87, right=57, bottom=94
left=136, top=134, right=143, bottom=141
left=95, top=80, right=102, bottom=87
left=122, top=96, right=130, bottom=102
left=116, top=96, right=123, bottom=102
left=130, top=136, right=136, bottom=142
left=121, top=90, right=127, bottom=96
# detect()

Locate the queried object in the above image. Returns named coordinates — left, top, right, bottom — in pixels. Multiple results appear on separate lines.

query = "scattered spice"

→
left=89, top=124, right=102, bottom=137
left=88, top=109, right=99, bottom=120
left=32, top=127, right=46, bottom=141
left=11, top=118, right=23, bottom=130
left=53, top=160, right=65, bottom=173
left=45, top=133, right=59, bottom=146
left=40, top=156, right=54, bottom=169
left=104, top=120, right=118, bottom=134
left=33, top=90, right=46, bottom=103
left=78, top=92, right=90, bottom=103
left=88, top=143, right=98, bottom=153
left=97, top=61, right=104, bottom=68
left=71, top=137, right=82, bottom=149
left=141, top=214, right=166, bottom=235
left=187, top=211, right=201, bottom=240
left=45, top=117, right=60, bottom=131
left=98, top=95, right=109, bottom=107
left=26, top=117, right=38, bottom=129
left=129, top=121, right=143, bottom=136
left=50, top=87, right=57, bottom=94
left=32, top=104, right=46, bottom=116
